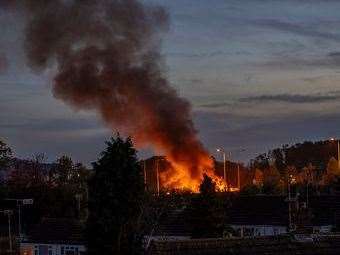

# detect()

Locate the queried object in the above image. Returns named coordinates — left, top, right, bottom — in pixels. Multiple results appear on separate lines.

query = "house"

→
left=145, top=207, right=191, bottom=247
left=308, top=195, right=340, bottom=233
left=20, top=218, right=86, bottom=255
left=228, top=195, right=289, bottom=237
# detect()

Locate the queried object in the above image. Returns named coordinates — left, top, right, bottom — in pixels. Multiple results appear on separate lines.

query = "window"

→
left=61, top=246, right=64, bottom=255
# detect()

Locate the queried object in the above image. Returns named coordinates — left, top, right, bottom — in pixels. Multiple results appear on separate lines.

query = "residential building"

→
left=20, top=218, right=86, bottom=255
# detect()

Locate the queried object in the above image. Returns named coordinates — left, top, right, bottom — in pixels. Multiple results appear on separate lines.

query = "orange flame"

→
left=160, top=155, right=229, bottom=192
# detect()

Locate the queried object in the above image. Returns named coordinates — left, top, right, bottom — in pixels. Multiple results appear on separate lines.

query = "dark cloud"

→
left=261, top=51, right=340, bottom=70
left=0, top=117, right=101, bottom=132
left=254, top=19, right=340, bottom=42
left=328, top=51, right=340, bottom=57
left=167, top=50, right=251, bottom=59
left=240, top=92, right=340, bottom=104
left=199, top=102, right=232, bottom=108
left=327, top=51, right=340, bottom=65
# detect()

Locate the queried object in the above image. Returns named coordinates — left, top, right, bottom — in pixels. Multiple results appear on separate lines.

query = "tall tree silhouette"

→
left=86, top=135, right=144, bottom=255
left=0, top=139, right=12, bottom=169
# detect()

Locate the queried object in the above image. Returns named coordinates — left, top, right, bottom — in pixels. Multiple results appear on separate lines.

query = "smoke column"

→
left=3, top=0, right=215, bottom=190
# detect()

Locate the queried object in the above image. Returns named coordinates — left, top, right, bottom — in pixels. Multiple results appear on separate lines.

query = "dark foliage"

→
left=86, top=135, right=145, bottom=255
left=250, top=140, right=339, bottom=177
left=0, top=139, right=12, bottom=169
left=187, top=174, right=226, bottom=238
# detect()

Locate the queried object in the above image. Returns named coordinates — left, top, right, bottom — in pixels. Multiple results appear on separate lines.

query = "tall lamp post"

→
left=286, top=174, right=297, bottom=231
left=217, top=148, right=245, bottom=191
left=0, top=210, right=13, bottom=253
left=216, top=148, right=227, bottom=185
left=330, top=138, right=340, bottom=169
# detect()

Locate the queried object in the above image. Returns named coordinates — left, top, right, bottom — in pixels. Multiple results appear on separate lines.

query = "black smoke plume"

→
left=2, top=0, right=214, bottom=189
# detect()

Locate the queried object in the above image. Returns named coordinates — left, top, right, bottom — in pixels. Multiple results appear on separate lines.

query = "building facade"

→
left=20, top=218, right=86, bottom=255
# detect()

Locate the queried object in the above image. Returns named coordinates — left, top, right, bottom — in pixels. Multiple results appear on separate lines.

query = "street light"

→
left=330, top=138, right=340, bottom=170
left=216, top=148, right=227, bottom=185
left=0, top=210, right=13, bottom=253
left=287, top=174, right=297, bottom=232
left=216, top=148, right=246, bottom=191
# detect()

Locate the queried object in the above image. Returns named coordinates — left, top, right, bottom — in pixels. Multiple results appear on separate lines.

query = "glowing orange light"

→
left=159, top=155, right=234, bottom=193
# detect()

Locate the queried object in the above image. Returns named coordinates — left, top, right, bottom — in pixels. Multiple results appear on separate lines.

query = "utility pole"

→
left=288, top=176, right=292, bottom=231
left=330, top=138, right=340, bottom=169
left=338, top=139, right=340, bottom=170
left=306, top=179, right=309, bottom=209
left=18, top=202, right=21, bottom=238
left=1, top=210, right=13, bottom=253
left=287, top=174, right=296, bottom=232
left=223, top=152, right=226, bottom=185
left=143, top=160, right=147, bottom=191
left=217, top=149, right=227, bottom=190
left=237, top=164, right=240, bottom=190
left=156, top=160, right=159, bottom=196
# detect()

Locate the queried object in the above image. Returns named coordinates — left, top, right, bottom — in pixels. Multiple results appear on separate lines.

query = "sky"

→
left=2, top=0, right=340, bottom=165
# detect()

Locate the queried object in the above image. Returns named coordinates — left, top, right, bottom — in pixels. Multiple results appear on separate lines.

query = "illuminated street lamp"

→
left=216, top=148, right=245, bottom=191
left=330, top=138, right=340, bottom=170
left=287, top=174, right=297, bottom=231
left=216, top=148, right=227, bottom=184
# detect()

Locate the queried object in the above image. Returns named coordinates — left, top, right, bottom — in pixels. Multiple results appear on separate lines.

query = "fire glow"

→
left=159, top=157, right=229, bottom=192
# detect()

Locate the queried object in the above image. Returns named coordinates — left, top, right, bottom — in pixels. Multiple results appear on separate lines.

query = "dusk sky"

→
left=2, top=0, right=340, bottom=165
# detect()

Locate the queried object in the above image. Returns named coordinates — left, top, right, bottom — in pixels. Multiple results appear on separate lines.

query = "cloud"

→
left=167, top=50, right=251, bottom=59
left=260, top=50, right=340, bottom=70
left=199, top=102, right=233, bottom=108
left=254, top=19, right=340, bottom=43
left=239, top=92, right=340, bottom=104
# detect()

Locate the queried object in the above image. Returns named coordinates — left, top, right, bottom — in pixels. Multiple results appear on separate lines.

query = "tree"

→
left=322, top=157, right=340, bottom=184
left=262, top=165, right=282, bottom=194
left=263, top=165, right=281, bottom=186
left=326, top=157, right=340, bottom=176
left=0, top=139, right=12, bottom=169
left=86, top=135, right=144, bottom=255
left=300, top=163, right=316, bottom=184
left=7, top=154, right=81, bottom=229
left=199, top=173, right=216, bottom=195
left=51, top=155, right=74, bottom=186
left=8, top=154, right=47, bottom=190
left=188, top=174, right=225, bottom=238
left=252, top=168, right=264, bottom=186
